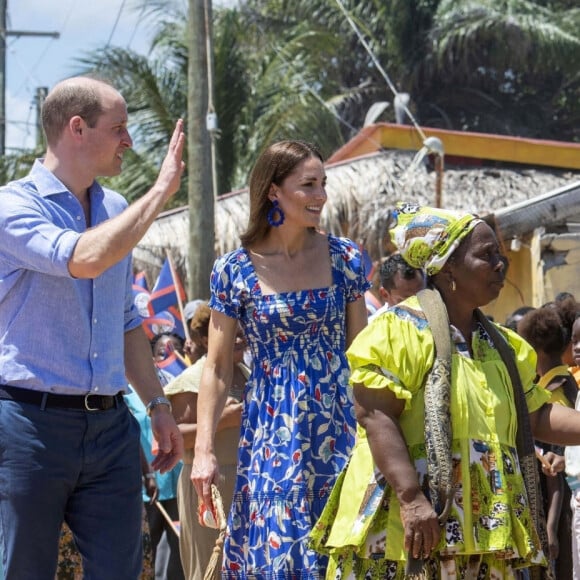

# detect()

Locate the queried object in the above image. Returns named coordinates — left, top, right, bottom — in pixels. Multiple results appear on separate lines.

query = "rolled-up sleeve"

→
left=0, top=190, right=80, bottom=277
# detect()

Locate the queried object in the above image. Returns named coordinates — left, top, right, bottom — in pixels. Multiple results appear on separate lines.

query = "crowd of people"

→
left=2, top=74, right=580, bottom=580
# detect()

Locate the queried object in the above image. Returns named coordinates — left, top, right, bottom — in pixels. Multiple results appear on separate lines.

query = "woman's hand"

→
left=401, top=493, right=441, bottom=559
left=542, top=451, right=566, bottom=476
left=191, top=451, right=220, bottom=508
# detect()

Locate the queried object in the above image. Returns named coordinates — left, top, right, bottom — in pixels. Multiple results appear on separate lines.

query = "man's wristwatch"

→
left=146, top=396, right=172, bottom=416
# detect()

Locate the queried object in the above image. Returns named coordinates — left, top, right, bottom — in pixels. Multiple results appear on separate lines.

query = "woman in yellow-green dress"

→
left=312, top=204, right=580, bottom=579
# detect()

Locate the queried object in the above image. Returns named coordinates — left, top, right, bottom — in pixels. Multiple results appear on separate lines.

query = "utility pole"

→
left=35, top=86, right=48, bottom=149
left=0, top=0, right=59, bottom=155
left=187, top=0, right=215, bottom=299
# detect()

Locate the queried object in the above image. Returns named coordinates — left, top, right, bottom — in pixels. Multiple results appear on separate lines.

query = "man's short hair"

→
left=41, top=76, right=112, bottom=146
left=379, top=253, right=422, bottom=291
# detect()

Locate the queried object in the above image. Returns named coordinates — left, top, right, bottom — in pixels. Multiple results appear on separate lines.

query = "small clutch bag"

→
left=197, top=483, right=227, bottom=530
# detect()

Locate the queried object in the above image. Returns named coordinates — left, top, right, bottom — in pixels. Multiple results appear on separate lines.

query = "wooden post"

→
left=187, top=0, right=215, bottom=300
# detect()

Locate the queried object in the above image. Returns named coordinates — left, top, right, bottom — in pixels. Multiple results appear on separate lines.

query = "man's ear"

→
left=69, top=116, right=85, bottom=139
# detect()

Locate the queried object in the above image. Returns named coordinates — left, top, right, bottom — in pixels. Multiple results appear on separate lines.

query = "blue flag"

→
left=148, top=259, right=186, bottom=316
left=142, top=308, right=186, bottom=341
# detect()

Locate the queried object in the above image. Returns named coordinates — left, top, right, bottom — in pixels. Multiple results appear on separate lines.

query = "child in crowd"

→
left=566, top=314, right=580, bottom=580
left=517, top=305, right=576, bottom=578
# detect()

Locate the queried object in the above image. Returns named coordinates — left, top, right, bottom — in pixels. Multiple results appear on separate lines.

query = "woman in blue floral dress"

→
left=191, top=140, right=370, bottom=578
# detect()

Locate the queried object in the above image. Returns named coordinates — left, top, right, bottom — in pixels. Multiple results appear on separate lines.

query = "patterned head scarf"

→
left=391, top=202, right=483, bottom=276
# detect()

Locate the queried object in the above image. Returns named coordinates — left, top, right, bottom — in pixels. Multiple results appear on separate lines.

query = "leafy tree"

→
left=75, top=24, right=189, bottom=205
left=411, top=0, right=580, bottom=138
left=0, top=149, right=42, bottom=185
left=6, top=0, right=578, bottom=195
left=213, top=8, right=252, bottom=193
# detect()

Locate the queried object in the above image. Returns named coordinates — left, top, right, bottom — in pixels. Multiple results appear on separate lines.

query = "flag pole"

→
left=154, top=499, right=180, bottom=538
left=172, top=348, right=191, bottom=368
left=165, top=249, right=191, bottom=342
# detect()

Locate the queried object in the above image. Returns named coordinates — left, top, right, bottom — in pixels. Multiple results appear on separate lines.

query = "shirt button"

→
left=76, top=215, right=81, bottom=221
left=94, top=387, right=100, bottom=392
left=93, top=318, right=98, bottom=324
left=93, top=352, right=98, bottom=358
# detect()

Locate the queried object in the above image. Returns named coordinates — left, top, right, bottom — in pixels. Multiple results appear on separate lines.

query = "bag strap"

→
left=474, top=310, right=534, bottom=456
left=416, top=287, right=454, bottom=521
left=406, top=288, right=454, bottom=578
left=417, top=288, right=452, bottom=361
left=475, top=310, right=551, bottom=575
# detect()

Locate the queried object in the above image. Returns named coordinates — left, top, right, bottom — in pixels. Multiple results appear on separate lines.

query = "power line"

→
left=106, top=0, right=128, bottom=48
left=1, top=0, right=60, bottom=154
left=332, top=0, right=427, bottom=143
left=248, top=13, right=383, bottom=151
left=127, top=2, right=147, bottom=49
left=332, top=0, right=446, bottom=203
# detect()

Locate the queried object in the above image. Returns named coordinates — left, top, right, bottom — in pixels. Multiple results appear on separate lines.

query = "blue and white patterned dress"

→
left=208, top=234, right=370, bottom=579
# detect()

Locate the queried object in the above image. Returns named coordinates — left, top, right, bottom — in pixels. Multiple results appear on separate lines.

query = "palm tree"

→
left=75, top=19, right=189, bottom=205
left=228, top=0, right=399, bottom=166
left=53, top=0, right=580, bottom=203
left=409, top=0, right=580, bottom=138
left=212, top=8, right=252, bottom=193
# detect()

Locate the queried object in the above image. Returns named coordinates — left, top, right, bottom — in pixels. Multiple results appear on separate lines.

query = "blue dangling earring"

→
left=267, top=199, right=285, bottom=227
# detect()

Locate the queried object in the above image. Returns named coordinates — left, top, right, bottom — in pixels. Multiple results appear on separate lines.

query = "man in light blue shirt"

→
left=0, top=76, right=185, bottom=579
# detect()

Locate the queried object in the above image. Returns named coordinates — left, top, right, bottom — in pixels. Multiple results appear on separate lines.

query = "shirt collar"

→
left=30, top=159, right=104, bottom=201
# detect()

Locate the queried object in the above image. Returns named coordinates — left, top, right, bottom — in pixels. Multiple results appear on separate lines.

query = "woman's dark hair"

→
left=555, top=291, right=576, bottom=303
left=517, top=306, right=569, bottom=357
left=548, top=295, right=578, bottom=343
left=239, top=140, right=323, bottom=248
left=379, top=253, right=423, bottom=291
left=505, top=306, right=535, bottom=333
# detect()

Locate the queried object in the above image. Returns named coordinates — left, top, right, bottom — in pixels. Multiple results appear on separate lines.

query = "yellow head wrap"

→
left=391, top=203, right=482, bottom=276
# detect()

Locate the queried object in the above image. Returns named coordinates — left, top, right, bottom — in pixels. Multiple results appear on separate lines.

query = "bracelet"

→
left=146, top=396, right=172, bottom=416
left=144, top=472, right=156, bottom=479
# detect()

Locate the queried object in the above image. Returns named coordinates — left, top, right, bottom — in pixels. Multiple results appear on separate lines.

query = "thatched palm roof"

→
left=134, top=149, right=580, bottom=280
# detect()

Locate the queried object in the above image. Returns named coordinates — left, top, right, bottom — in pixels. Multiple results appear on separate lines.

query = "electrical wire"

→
left=106, top=0, right=128, bottom=48
left=5, top=0, right=73, bottom=152
left=246, top=16, right=384, bottom=153
left=332, top=0, right=446, bottom=204
left=332, top=0, right=428, bottom=143
left=127, top=2, right=147, bottom=49
left=272, top=45, right=383, bottom=149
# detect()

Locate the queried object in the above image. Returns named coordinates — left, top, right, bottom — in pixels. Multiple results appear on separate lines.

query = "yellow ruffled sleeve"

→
left=347, top=303, right=435, bottom=410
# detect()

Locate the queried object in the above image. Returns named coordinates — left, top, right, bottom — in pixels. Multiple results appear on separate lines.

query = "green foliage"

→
left=74, top=44, right=189, bottom=206
left=0, top=149, right=38, bottom=184
left=411, top=0, right=580, bottom=138
left=213, top=9, right=251, bottom=193
left=4, top=0, right=579, bottom=194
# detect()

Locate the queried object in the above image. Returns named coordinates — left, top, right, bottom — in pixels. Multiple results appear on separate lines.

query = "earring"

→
left=451, top=279, right=457, bottom=292
left=267, top=199, right=285, bottom=227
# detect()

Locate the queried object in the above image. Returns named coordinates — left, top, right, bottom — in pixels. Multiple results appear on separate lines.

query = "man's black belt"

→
left=0, top=385, right=123, bottom=411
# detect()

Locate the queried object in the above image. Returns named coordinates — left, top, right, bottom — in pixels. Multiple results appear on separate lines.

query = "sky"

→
left=6, top=0, right=235, bottom=153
